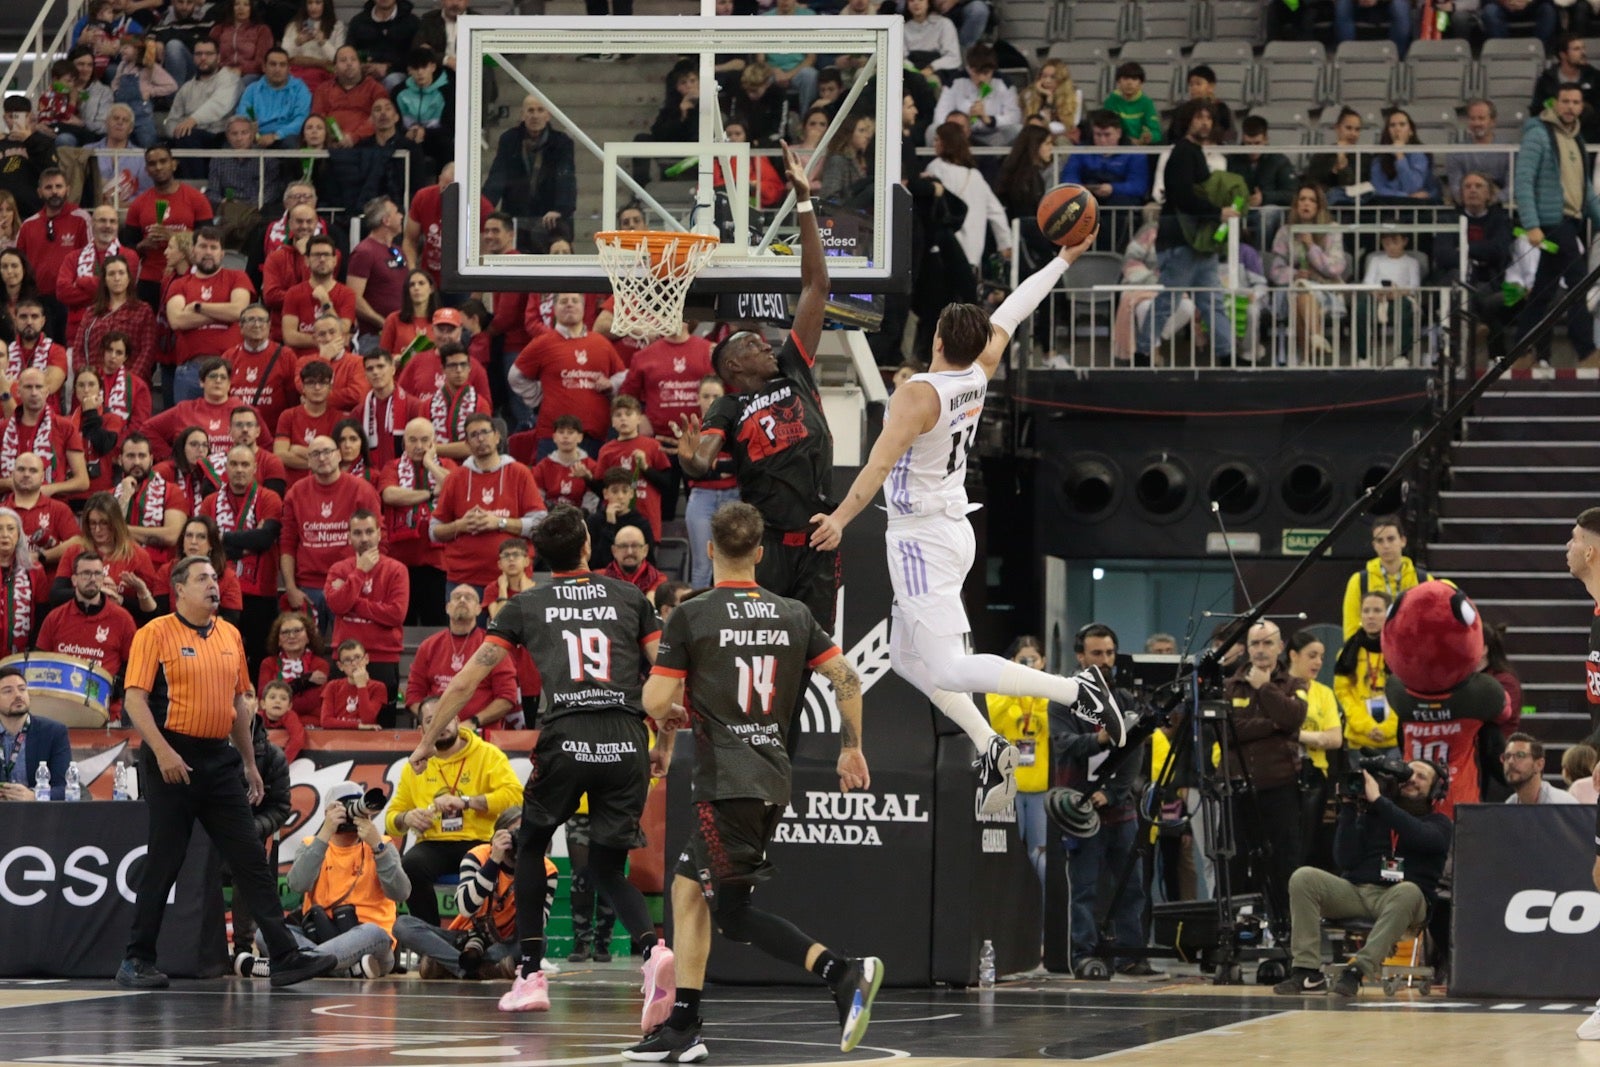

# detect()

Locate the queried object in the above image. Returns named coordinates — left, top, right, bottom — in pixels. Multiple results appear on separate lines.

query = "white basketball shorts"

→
left=885, top=516, right=974, bottom=637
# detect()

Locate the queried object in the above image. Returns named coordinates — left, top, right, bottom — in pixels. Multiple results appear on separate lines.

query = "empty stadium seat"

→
left=1334, top=40, right=1404, bottom=111
left=1258, top=40, right=1330, bottom=108
left=1205, top=0, right=1267, bottom=47
left=1002, top=0, right=1053, bottom=56
left=1131, top=0, right=1199, bottom=47
left=1066, top=0, right=1134, bottom=47
left=1477, top=53, right=1544, bottom=113
left=1047, top=39, right=1110, bottom=67
left=1404, top=38, right=1472, bottom=106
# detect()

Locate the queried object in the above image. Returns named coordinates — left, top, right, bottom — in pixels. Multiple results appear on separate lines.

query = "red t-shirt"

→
left=166, top=268, right=257, bottom=363
left=409, top=184, right=494, bottom=285
left=0, top=411, right=85, bottom=484
left=279, top=472, right=384, bottom=589
left=17, top=207, right=91, bottom=299
left=199, top=483, right=284, bottom=598
left=3, top=494, right=79, bottom=559
left=317, top=676, right=388, bottom=728
left=621, top=334, right=714, bottom=433
left=532, top=453, right=594, bottom=511
left=432, top=459, right=546, bottom=586
left=513, top=327, right=625, bottom=441
left=376, top=455, right=454, bottom=568
left=275, top=404, right=348, bottom=488
left=281, top=280, right=357, bottom=360
left=226, top=342, right=300, bottom=434
left=35, top=598, right=137, bottom=677
left=126, top=184, right=213, bottom=284
left=259, top=652, right=330, bottom=719
left=146, top=395, right=265, bottom=462
left=597, top=435, right=671, bottom=540
left=405, top=626, right=521, bottom=717
left=325, top=555, right=409, bottom=661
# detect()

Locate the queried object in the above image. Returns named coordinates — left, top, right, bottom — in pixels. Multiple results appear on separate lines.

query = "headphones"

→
left=1074, top=623, right=1119, bottom=654
left=1423, top=758, right=1450, bottom=805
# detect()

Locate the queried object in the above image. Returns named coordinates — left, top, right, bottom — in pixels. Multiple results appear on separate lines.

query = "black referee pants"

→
left=127, top=732, right=297, bottom=964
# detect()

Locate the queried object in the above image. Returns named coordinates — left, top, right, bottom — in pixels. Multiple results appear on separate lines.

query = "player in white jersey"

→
left=810, top=231, right=1126, bottom=815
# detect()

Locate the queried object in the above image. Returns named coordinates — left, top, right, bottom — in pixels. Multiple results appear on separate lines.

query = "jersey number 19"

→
left=562, top=628, right=612, bottom=682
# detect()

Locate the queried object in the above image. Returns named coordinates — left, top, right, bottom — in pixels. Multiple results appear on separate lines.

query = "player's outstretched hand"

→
left=780, top=140, right=809, bottom=203
left=669, top=413, right=703, bottom=460
left=837, top=748, right=870, bottom=793
left=809, top=511, right=843, bottom=551
left=1057, top=225, right=1100, bottom=266
left=407, top=739, right=436, bottom=775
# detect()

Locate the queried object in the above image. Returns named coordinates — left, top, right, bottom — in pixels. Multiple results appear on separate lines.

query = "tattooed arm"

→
left=816, top=653, right=869, bottom=792
left=408, top=641, right=509, bottom=772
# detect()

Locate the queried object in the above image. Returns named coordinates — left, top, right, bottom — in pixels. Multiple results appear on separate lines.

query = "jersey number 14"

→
left=737, top=654, right=777, bottom=716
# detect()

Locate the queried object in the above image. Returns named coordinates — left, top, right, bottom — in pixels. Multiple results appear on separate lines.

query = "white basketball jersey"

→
left=884, top=366, right=987, bottom=520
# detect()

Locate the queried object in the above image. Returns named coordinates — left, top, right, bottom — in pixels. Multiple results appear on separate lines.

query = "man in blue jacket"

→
left=0, top=666, right=71, bottom=800
left=1514, top=84, right=1600, bottom=365
left=238, top=49, right=312, bottom=149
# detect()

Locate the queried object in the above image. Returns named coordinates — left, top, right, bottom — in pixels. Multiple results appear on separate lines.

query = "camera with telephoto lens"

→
left=1339, top=756, right=1414, bottom=800
left=338, top=788, right=388, bottom=831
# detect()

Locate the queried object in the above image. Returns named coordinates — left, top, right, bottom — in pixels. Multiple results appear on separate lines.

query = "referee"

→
left=117, top=554, right=337, bottom=989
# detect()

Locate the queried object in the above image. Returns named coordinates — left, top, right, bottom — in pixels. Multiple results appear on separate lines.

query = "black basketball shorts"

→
left=520, top=709, right=650, bottom=851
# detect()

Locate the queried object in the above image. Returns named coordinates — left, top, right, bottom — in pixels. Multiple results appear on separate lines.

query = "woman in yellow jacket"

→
left=1333, top=590, right=1399, bottom=759
left=1286, top=629, right=1343, bottom=870
left=987, top=636, right=1050, bottom=887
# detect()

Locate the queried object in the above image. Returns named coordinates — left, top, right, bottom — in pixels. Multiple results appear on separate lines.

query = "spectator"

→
left=1306, top=107, right=1363, bottom=201
left=60, top=205, right=139, bottom=348
left=993, top=126, right=1058, bottom=263
left=109, top=433, right=185, bottom=570
left=385, top=699, right=522, bottom=927
left=260, top=204, right=319, bottom=335
left=416, top=0, right=471, bottom=77
left=312, top=46, right=385, bottom=146
left=346, top=196, right=409, bottom=341
left=356, top=348, right=423, bottom=468
left=108, top=34, right=177, bottom=151
left=1482, top=622, right=1523, bottom=738
left=5, top=297, right=68, bottom=398
left=282, top=0, right=344, bottom=92
left=36, top=545, right=138, bottom=682
left=302, top=314, right=366, bottom=410
left=1565, top=744, right=1599, bottom=803
left=730, top=62, right=789, bottom=148
left=1353, top=231, right=1422, bottom=366
left=226, top=709, right=292, bottom=960
left=1272, top=759, right=1448, bottom=997
left=424, top=344, right=489, bottom=460
left=923, top=121, right=1012, bottom=277
left=430, top=412, right=547, bottom=593
left=712, top=119, right=787, bottom=208
left=485, top=97, right=578, bottom=240
left=264, top=183, right=329, bottom=259
left=281, top=234, right=354, bottom=358
left=163, top=227, right=254, bottom=403
left=238, top=49, right=312, bottom=149
left=1515, top=84, right=1600, bottom=365
left=532, top=412, right=597, bottom=512
left=1269, top=183, right=1349, bottom=364
left=225, top=404, right=286, bottom=494
left=345, top=0, right=422, bottom=90
left=280, top=432, right=383, bottom=632
left=334, top=416, right=378, bottom=482
left=209, top=0, right=274, bottom=83
left=1446, top=99, right=1511, bottom=205
left=1534, top=34, right=1600, bottom=140
left=1342, top=518, right=1427, bottom=640
left=200, top=444, right=284, bottom=660
left=88, top=105, right=151, bottom=210
left=0, top=192, right=18, bottom=253
left=73, top=0, right=143, bottom=78
left=1370, top=108, right=1440, bottom=203
left=274, top=358, right=345, bottom=487
left=405, top=585, right=518, bottom=728
left=378, top=417, right=453, bottom=626
left=17, top=170, right=90, bottom=308
left=756, top=0, right=820, bottom=113
left=255, top=781, right=409, bottom=978
left=206, top=115, right=286, bottom=221
left=51, top=50, right=113, bottom=150
left=79, top=321, right=154, bottom=441
left=641, top=61, right=700, bottom=166
left=596, top=395, right=671, bottom=540
left=816, top=115, right=876, bottom=204
left=933, top=43, right=1019, bottom=147
left=0, top=250, right=42, bottom=345
left=1502, top=731, right=1576, bottom=803
left=1286, top=629, right=1343, bottom=866
left=985, top=635, right=1050, bottom=889
left=0, top=512, right=46, bottom=656
left=150, top=0, right=218, bottom=86
left=64, top=368, right=123, bottom=504
left=54, top=490, right=158, bottom=610
left=259, top=609, right=330, bottom=719
left=1102, top=62, right=1160, bottom=147
left=0, top=368, right=88, bottom=498
left=150, top=516, right=245, bottom=619
left=1185, top=65, right=1235, bottom=144
left=395, top=46, right=452, bottom=171
left=258, top=680, right=305, bottom=764
left=126, top=146, right=214, bottom=308
left=325, top=508, right=408, bottom=714
left=35, top=62, right=84, bottom=145
left=404, top=163, right=492, bottom=285
left=584, top=467, right=653, bottom=571
left=903, top=0, right=961, bottom=84
left=153, top=425, right=225, bottom=516
left=4, top=450, right=80, bottom=567
left=1231, top=115, right=1296, bottom=244
left=601, top=522, right=666, bottom=597
left=1061, top=110, right=1150, bottom=209
left=1334, top=0, right=1413, bottom=57
left=1436, top=171, right=1516, bottom=363
left=381, top=268, right=438, bottom=355
left=0, top=665, right=70, bottom=795
left=1019, top=58, right=1081, bottom=140
left=510, top=297, right=625, bottom=454
left=1483, top=0, right=1558, bottom=53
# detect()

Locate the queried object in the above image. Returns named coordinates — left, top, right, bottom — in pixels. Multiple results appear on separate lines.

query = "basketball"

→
left=1036, top=184, right=1099, bottom=247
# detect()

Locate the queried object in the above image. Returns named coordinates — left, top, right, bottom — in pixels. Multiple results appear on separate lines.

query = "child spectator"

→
left=396, top=46, right=452, bottom=171
left=1103, top=61, right=1161, bottom=146
left=933, top=43, right=1020, bottom=147
left=1354, top=231, right=1422, bottom=366
left=109, top=34, right=177, bottom=149
left=596, top=395, right=672, bottom=541
left=281, top=0, right=345, bottom=92
left=36, top=61, right=81, bottom=139
left=584, top=467, right=655, bottom=571
left=319, top=639, right=387, bottom=728
left=260, top=678, right=306, bottom=762
left=532, top=414, right=597, bottom=511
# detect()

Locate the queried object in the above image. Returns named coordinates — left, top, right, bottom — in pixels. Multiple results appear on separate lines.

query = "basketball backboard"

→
left=446, top=14, right=909, bottom=294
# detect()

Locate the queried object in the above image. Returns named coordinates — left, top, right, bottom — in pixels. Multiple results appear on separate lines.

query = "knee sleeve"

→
left=711, top=883, right=756, bottom=943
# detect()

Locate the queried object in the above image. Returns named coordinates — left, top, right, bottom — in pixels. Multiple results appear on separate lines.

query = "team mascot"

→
left=1382, top=580, right=1512, bottom=816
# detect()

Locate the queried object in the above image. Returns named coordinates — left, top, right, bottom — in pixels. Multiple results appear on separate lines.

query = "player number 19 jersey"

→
left=885, top=366, right=987, bottom=521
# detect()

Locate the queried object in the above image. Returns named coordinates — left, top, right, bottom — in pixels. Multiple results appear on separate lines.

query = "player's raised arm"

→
left=977, top=227, right=1099, bottom=379
left=784, top=140, right=829, bottom=360
left=810, top=380, right=939, bottom=551
left=408, top=641, right=509, bottom=770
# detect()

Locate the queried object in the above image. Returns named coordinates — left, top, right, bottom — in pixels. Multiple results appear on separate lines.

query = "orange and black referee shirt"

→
left=125, top=614, right=251, bottom=739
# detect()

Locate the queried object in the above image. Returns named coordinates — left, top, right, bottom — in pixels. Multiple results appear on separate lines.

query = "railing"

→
left=0, top=0, right=85, bottom=108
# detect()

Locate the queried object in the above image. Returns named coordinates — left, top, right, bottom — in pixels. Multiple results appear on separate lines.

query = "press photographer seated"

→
left=1273, top=758, right=1452, bottom=998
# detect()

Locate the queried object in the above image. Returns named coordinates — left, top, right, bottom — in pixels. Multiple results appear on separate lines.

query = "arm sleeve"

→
left=989, top=256, right=1069, bottom=338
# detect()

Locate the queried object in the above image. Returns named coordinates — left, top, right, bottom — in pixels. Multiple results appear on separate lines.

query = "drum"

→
left=0, top=653, right=114, bottom=727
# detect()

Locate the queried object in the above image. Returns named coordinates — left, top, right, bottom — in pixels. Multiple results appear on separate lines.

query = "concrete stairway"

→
left=1429, top=380, right=1600, bottom=752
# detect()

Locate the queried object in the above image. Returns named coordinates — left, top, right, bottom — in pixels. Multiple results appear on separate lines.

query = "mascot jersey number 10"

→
left=1382, top=581, right=1514, bottom=817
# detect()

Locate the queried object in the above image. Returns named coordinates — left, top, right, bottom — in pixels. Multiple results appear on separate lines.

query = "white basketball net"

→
left=595, top=231, right=720, bottom=341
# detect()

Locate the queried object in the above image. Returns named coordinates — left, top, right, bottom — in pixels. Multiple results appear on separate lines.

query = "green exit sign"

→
left=1282, top=529, right=1329, bottom=555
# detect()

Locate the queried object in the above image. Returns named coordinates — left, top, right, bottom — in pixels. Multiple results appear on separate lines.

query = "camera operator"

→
left=238, top=781, right=411, bottom=979
left=1222, top=621, right=1308, bottom=936
left=1272, top=759, right=1451, bottom=997
left=1051, top=624, right=1153, bottom=976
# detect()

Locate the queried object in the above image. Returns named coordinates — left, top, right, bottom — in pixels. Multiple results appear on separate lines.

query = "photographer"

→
left=239, top=781, right=410, bottom=979
left=1272, top=759, right=1451, bottom=997
left=1223, top=621, right=1308, bottom=936
left=394, top=808, right=561, bottom=980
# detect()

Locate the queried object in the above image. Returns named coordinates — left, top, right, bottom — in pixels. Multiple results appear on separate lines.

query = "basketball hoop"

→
left=595, top=230, right=720, bottom=340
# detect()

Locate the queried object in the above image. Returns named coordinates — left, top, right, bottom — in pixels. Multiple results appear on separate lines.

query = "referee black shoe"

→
left=622, top=1020, right=709, bottom=1062
left=116, top=958, right=169, bottom=989
left=832, top=956, right=884, bottom=1053
left=1071, top=666, right=1126, bottom=747
left=270, top=948, right=340, bottom=988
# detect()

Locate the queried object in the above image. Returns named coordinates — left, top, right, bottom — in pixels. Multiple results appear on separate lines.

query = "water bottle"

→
left=64, top=762, right=81, bottom=802
left=112, top=762, right=130, bottom=801
left=34, top=763, right=50, bottom=801
left=978, top=939, right=996, bottom=989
